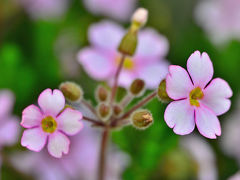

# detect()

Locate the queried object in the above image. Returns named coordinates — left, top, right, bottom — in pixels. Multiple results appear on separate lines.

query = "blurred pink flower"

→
left=20, top=88, right=83, bottom=158
left=77, top=21, right=169, bottom=89
left=164, top=51, right=232, bottom=139
left=0, top=90, right=19, bottom=148
left=221, top=96, right=240, bottom=166
left=195, top=0, right=240, bottom=44
left=82, top=0, right=136, bottom=22
left=0, top=90, right=19, bottom=171
left=12, top=124, right=130, bottom=180
left=180, top=135, right=217, bottom=180
left=18, top=0, right=69, bottom=20
left=228, top=171, right=240, bottom=180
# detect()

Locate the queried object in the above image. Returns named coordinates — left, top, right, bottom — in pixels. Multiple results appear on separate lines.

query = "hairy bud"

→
left=129, top=79, right=145, bottom=97
left=118, top=31, right=138, bottom=56
left=131, top=109, right=153, bottom=129
left=97, top=103, right=112, bottom=122
left=131, top=8, right=148, bottom=28
left=96, top=85, right=109, bottom=102
left=157, top=79, right=172, bottom=103
left=59, top=82, right=83, bottom=102
left=113, top=104, right=122, bottom=117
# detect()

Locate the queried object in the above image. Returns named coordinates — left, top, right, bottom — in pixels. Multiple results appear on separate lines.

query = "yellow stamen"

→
left=116, top=56, right=135, bottom=70
left=41, top=116, right=57, bottom=133
left=189, top=87, right=204, bottom=107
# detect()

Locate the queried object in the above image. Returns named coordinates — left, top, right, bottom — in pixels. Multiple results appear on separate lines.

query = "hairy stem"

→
left=82, top=99, right=97, bottom=116
left=82, top=116, right=104, bottom=126
left=110, top=54, right=126, bottom=106
left=98, top=128, right=110, bottom=180
left=111, top=91, right=157, bottom=126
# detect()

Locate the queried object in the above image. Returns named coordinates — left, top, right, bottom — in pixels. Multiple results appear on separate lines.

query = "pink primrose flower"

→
left=195, top=0, right=240, bottom=44
left=164, top=51, right=232, bottom=139
left=77, top=20, right=169, bottom=89
left=20, top=88, right=83, bottom=158
left=83, top=0, right=136, bottom=22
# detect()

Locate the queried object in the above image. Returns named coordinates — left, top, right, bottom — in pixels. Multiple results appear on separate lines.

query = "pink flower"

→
left=77, top=21, right=169, bottom=89
left=12, top=124, right=130, bottom=180
left=195, top=0, right=240, bottom=44
left=0, top=90, right=19, bottom=148
left=164, top=51, right=232, bottom=139
left=221, top=96, right=240, bottom=166
left=82, top=0, right=136, bottom=22
left=180, top=135, right=217, bottom=180
left=18, top=0, right=69, bottom=20
left=20, top=88, right=83, bottom=158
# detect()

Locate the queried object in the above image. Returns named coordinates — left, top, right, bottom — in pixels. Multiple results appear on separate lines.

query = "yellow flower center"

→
left=41, top=116, right=57, bottom=133
left=116, top=56, right=135, bottom=70
left=189, top=87, right=204, bottom=107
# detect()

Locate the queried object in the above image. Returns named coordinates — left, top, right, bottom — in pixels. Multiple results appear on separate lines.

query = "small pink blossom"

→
left=20, top=88, right=83, bottom=158
left=228, top=172, right=240, bottom=180
left=77, top=20, right=169, bottom=89
left=164, top=51, right=232, bottom=139
left=0, top=90, right=19, bottom=148
left=195, top=0, right=240, bottom=44
left=83, top=0, right=136, bottom=22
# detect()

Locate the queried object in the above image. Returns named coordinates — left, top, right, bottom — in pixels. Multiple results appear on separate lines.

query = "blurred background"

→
left=0, top=0, right=240, bottom=179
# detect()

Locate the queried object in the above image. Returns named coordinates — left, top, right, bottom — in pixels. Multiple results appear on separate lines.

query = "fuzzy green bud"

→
left=157, top=79, right=172, bottom=103
left=129, top=79, right=145, bottom=97
left=131, top=109, right=153, bottom=129
left=113, top=104, right=122, bottom=117
left=59, top=82, right=83, bottom=102
left=96, top=85, right=109, bottom=102
left=97, top=103, right=112, bottom=122
left=118, top=31, right=138, bottom=56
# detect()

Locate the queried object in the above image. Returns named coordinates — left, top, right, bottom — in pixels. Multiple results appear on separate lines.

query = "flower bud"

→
left=129, top=79, right=145, bottom=97
left=157, top=79, right=172, bottom=103
left=118, top=31, right=138, bottom=56
left=97, top=103, right=112, bottom=122
left=131, top=109, right=153, bottom=129
left=95, top=85, right=109, bottom=102
left=59, top=82, right=83, bottom=102
left=131, top=8, right=148, bottom=28
left=113, top=104, right=122, bottom=117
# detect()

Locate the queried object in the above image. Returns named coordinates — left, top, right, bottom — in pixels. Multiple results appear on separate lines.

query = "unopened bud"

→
left=96, top=85, right=109, bottom=102
left=131, top=8, right=148, bottom=28
left=157, top=79, right=172, bottom=103
left=97, top=103, right=112, bottom=122
left=131, top=109, right=153, bottom=129
left=113, top=104, right=122, bottom=117
left=59, top=82, right=83, bottom=102
left=118, top=31, right=138, bottom=56
left=129, top=79, right=145, bottom=97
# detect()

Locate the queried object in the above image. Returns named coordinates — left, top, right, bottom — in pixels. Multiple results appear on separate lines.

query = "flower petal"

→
left=137, top=28, right=169, bottom=58
left=57, top=108, right=83, bottom=136
left=89, top=21, right=124, bottom=50
left=187, top=51, right=213, bottom=88
left=77, top=48, right=114, bottom=80
left=0, top=90, right=14, bottom=119
left=0, top=117, right=19, bottom=146
left=195, top=105, right=221, bottom=139
left=48, top=131, right=70, bottom=158
left=38, top=89, right=65, bottom=116
left=138, top=61, right=169, bottom=89
left=21, top=127, right=47, bottom=152
left=21, top=105, right=43, bottom=128
left=117, top=71, right=136, bottom=88
left=202, top=78, right=232, bottom=115
left=166, top=65, right=193, bottom=100
left=164, top=99, right=195, bottom=135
